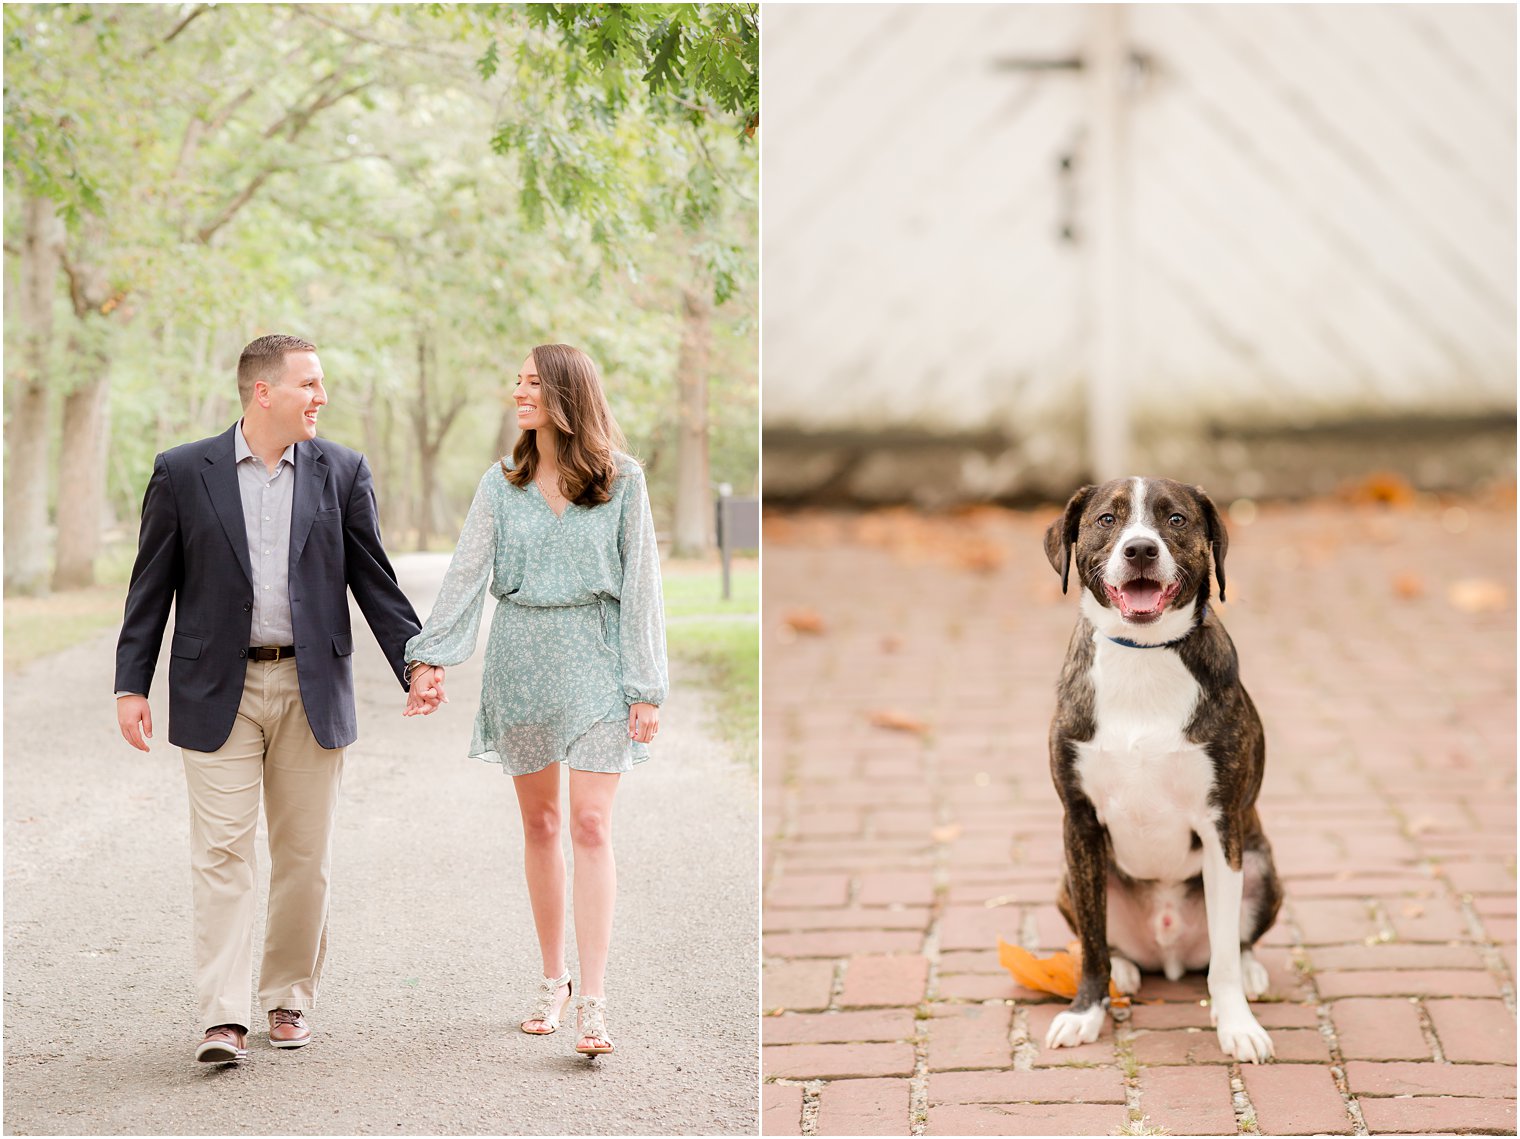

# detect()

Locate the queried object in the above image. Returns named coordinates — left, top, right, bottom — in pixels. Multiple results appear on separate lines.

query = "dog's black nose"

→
left=1123, top=540, right=1160, bottom=561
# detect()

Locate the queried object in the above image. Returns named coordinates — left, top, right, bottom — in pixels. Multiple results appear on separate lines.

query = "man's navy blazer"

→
left=115, top=424, right=422, bottom=752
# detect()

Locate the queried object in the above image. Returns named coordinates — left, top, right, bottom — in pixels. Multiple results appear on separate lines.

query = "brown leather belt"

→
left=247, top=646, right=296, bottom=661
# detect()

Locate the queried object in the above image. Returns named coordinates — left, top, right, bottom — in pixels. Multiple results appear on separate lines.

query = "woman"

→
left=402, top=343, right=667, bottom=1056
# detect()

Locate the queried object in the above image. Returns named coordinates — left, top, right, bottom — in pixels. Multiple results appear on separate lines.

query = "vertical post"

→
left=1087, top=4, right=1131, bottom=480
left=717, top=483, right=733, bottom=600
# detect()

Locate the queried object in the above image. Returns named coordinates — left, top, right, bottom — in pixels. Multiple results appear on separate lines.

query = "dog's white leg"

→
left=1200, top=829, right=1274, bottom=1063
left=1240, top=947, right=1270, bottom=1001
left=1110, top=955, right=1142, bottom=995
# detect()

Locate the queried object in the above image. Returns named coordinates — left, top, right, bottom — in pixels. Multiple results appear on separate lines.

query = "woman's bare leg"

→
left=568, top=769, right=620, bottom=1044
left=513, top=762, right=567, bottom=1029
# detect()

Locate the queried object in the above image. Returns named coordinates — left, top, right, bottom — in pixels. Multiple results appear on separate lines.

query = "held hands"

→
left=403, top=664, right=448, bottom=717
left=628, top=702, right=659, bottom=745
left=117, top=695, right=154, bottom=751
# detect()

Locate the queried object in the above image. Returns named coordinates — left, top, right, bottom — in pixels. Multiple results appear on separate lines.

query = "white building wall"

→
left=763, top=4, right=1516, bottom=454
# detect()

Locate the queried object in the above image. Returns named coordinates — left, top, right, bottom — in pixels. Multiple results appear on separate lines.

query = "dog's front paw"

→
left=1216, top=1011, right=1274, bottom=1064
left=1045, top=1004, right=1106, bottom=1049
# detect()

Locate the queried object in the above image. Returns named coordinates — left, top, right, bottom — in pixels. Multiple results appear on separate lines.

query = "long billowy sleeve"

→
left=404, top=470, right=497, bottom=668
left=618, top=466, right=668, bottom=706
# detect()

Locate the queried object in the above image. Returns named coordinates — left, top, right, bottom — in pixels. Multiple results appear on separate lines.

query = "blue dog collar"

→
left=1104, top=604, right=1209, bottom=650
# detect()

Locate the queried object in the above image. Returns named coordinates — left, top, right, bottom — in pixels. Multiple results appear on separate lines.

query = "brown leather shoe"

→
left=195, top=1024, right=248, bottom=1063
left=268, top=1008, right=312, bottom=1049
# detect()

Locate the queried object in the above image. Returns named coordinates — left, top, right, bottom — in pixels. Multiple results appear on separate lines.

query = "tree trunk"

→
left=417, top=442, right=440, bottom=552
left=379, top=392, right=403, bottom=536
left=5, top=195, right=62, bottom=596
left=53, top=350, right=111, bottom=590
left=671, top=271, right=714, bottom=557
left=53, top=221, right=117, bottom=591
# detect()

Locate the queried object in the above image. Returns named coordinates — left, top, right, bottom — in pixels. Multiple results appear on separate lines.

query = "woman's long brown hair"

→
left=504, top=343, right=629, bottom=506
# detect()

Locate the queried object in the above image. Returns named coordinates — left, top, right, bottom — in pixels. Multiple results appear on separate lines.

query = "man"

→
left=115, top=334, right=446, bottom=1062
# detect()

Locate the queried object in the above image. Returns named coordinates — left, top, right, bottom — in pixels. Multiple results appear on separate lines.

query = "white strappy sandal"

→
left=573, top=994, right=614, bottom=1055
left=520, top=971, right=572, bottom=1035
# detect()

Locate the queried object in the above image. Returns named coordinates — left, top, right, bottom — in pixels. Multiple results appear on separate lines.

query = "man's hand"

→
left=403, top=665, right=447, bottom=717
left=628, top=702, right=659, bottom=744
left=118, top=695, right=154, bottom=751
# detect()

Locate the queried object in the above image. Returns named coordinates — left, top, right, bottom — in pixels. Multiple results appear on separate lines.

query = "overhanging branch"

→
left=142, top=4, right=213, bottom=57
left=192, top=151, right=387, bottom=244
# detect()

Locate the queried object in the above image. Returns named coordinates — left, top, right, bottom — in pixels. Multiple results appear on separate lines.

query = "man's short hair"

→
left=237, top=334, right=317, bottom=406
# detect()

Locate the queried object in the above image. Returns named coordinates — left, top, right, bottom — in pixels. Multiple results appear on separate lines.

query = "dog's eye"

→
left=1168, top=513, right=1186, bottom=527
left=1095, top=513, right=1116, bottom=529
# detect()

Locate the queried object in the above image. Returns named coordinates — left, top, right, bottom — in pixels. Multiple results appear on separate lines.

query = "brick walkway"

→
left=762, top=492, right=1516, bottom=1136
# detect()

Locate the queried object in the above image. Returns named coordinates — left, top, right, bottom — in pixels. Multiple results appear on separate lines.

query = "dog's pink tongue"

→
left=1120, top=581, right=1164, bottom=613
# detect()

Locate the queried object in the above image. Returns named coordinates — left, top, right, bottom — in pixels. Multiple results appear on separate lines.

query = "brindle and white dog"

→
left=1042, top=477, right=1282, bottom=1063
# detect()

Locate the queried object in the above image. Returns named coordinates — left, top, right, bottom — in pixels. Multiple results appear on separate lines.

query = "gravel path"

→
left=4, top=553, right=758, bottom=1135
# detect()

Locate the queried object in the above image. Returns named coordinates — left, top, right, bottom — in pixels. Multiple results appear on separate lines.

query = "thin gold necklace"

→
left=535, top=470, right=566, bottom=503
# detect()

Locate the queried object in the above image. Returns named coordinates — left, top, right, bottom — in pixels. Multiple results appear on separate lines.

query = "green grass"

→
left=4, top=586, right=128, bottom=671
left=661, top=559, right=757, bottom=618
left=657, top=558, right=760, bottom=767
left=4, top=542, right=136, bottom=671
left=666, top=615, right=758, bottom=770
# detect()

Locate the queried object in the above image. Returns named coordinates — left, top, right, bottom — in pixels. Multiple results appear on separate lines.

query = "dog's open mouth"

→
left=1104, top=579, right=1181, bottom=623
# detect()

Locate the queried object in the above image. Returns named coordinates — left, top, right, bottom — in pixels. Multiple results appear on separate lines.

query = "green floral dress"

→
left=404, top=455, right=668, bottom=776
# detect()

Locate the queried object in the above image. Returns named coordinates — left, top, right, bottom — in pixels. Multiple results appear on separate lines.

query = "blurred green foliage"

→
left=4, top=3, right=755, bottom=559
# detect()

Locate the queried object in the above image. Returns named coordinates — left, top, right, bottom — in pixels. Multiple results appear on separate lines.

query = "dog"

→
left=1041, top=477, right=1282, bottom=1063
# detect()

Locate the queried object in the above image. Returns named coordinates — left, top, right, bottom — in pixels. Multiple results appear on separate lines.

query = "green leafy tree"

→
left=473, top=2, right=758, bottom=553
left=4, top=3, right=756, bottom=591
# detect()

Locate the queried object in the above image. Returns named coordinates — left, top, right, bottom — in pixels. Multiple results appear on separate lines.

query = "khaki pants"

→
left=181, top=658, right=345, bottom=1032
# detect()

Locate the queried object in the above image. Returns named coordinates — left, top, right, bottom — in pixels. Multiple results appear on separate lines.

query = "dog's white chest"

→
left=1074, top=642, right=1215, bottom=882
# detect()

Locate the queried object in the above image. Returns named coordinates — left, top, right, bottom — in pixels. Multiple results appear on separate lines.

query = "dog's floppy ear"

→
left=1044, top=485, right=1093, bottom=594
left=1195, top=485, right=1229, bottom=602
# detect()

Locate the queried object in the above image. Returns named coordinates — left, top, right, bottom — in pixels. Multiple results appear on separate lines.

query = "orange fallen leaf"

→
left=782, top=608, right=827, bottom=634
left=869, top=708, right=929, bottom=734
left=998, top=938, right=1076, bottom=996
left=1391, top=572, right=1424, bottom=600
left=1346, top=470, right=1416, bottom=508
left=996, top=938, right=1128, bottom=1006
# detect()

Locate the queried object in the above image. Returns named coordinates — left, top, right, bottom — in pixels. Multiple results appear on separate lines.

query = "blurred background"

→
left=6, top=3, right=757, bottom=588
left=759, top=9, right=1514, bottom=1125
left=6, top=4, right=758, bottom=744
left=762, top=4, right=1515, bottom=506
left=6, top=11, right=760, bottom=1130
